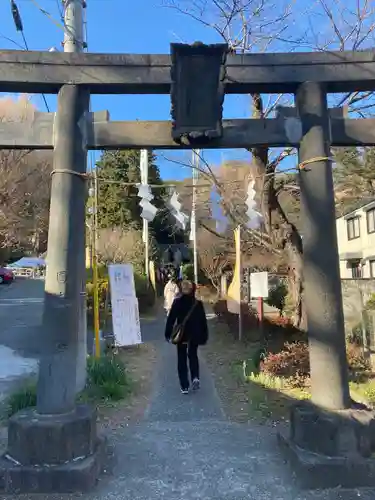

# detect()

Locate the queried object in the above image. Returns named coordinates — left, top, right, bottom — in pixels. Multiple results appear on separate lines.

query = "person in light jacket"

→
left=163, top=274, right=180, bottom=313
left=165, top=280, right=208, bottom=394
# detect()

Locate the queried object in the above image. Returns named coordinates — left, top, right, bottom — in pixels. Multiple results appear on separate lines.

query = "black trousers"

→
left=177, top=343, right=199, bottom=390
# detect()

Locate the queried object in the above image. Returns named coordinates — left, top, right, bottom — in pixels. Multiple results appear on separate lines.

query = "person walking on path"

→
left=164, top=280, right=208, bottom=394
left=163, top=274, right=180, bottom=314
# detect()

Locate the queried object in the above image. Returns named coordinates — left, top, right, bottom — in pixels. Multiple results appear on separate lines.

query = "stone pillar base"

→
left=278, top=401, right=375, bottom=489
left=0, top=405, right=106, bottom=494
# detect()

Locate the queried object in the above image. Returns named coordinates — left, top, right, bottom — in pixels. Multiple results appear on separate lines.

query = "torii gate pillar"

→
left=278, top=82, right=375, bottom=489
left=1, top=86, right=104, bottom=493
left=37, top=84, right=89, bottom=414
left=297, top=81, right=350, bottom=411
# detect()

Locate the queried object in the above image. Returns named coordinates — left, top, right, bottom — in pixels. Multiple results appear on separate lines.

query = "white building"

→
left=336, top=198, right=375, bottom=279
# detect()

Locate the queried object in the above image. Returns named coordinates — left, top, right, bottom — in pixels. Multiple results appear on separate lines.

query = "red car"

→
left=0, top=267, right=14, bottom=284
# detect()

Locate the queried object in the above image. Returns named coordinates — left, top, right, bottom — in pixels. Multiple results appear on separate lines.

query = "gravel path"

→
left=9, top=310, right=375, bottom=500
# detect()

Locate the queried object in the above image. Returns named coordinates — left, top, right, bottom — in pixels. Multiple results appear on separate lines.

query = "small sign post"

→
left=250, top=271, right=269, bottom=331
left=108, top=264, right=142, bottom=347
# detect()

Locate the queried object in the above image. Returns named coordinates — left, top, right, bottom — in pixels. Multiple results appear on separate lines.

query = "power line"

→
left=0, top=31, right=24, bottom=49
left=29, top=0, right=65, bottom=31
left=55, top=0, right=64, bottom=19
left=94, top=177, right=177, bottom=188
left=10, top=0, right=51, bottom=112
left=19, top=30, right=28, bottom=49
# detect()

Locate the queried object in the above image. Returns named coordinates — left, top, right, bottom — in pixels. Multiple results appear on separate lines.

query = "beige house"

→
left=336, top=198, right=375, bottom=279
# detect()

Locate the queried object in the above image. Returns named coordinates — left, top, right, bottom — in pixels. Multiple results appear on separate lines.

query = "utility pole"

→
left=191, top=149, right=199, bottom=284
left=63, top=0, right=88, bottom=391
left=237, top=226, right=242, bottom=342
left=37, top=0, right=89, bottom=413
left=63, top=0, right=85, bottom=53
left=144, top=222, right=149, bottom=279
left=140, top=150, right=150, bottom=280
left=94, top=168, right=99, bottom=251
left=92, top=167, right=101, bottom=357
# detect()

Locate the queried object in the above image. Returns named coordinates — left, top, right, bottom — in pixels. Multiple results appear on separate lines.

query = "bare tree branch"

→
left=0, top=96, right=52, bottom=253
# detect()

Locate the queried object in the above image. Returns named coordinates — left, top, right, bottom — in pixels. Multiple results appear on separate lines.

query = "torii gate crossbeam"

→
left=1, top=43, right=375, bottom=493
left=1, top=108, right=375, bottom=150
left=1, top=49, right=375, bottom=94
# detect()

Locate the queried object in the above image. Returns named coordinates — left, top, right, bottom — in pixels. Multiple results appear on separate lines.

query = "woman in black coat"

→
left=165, top=280, right=208, bottom=394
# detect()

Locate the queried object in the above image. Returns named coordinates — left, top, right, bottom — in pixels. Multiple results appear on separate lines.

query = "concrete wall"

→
left=341, top=278, right=375, bottom=330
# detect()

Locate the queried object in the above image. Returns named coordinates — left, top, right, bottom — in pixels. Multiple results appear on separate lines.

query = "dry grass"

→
left=204, top=321, right=307, bottom=424
left=205, top=317, right=375, bottom=425
left=0, top=342, right=157, bottom=447
left=96, top=343, right=157, bottom=431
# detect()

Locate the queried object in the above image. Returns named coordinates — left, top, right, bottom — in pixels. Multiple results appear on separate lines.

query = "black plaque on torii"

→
left=170, top=42, right=228, bottom=146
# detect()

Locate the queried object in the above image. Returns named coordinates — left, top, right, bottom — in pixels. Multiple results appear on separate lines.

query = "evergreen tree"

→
left=96, top=150, right=183, bottom=244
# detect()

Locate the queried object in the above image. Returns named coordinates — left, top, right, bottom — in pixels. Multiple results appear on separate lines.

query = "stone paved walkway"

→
left=13, top=310, right=375, bottom=500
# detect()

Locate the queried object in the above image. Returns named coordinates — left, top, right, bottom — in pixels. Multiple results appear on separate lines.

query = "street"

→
left=0, top=278, right=44, bottom=401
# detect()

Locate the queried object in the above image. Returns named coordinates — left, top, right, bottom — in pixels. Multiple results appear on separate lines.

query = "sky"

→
left=1, top=0, right=372, bottom=182
left=0, top=0, right=254, bottom=181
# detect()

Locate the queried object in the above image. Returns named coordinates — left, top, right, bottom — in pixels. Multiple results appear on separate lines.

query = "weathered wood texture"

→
left=170, top=43, right=227, bottom=143
left=1, top=49, right=375, bottom=94
left=1, top=110, right=375, bottom=149
left=90, top=117, right=375, bottom=149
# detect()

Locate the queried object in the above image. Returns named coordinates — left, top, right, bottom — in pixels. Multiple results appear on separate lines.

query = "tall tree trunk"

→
left=250, top=93, right=304, bottom=328
left=32, top=228, right=40, bottom=255
left=275, top=199, right=304, bottom=328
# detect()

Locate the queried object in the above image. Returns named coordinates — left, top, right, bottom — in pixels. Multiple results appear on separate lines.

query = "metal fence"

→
left=10, top=267, right=45, bottom=279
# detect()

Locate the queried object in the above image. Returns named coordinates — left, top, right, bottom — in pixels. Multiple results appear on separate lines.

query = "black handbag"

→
left=171, top=301, right=198, bottom=345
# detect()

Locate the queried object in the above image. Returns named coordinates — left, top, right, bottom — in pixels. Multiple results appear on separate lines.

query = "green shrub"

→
left=346, top=323, right=363, bottom=345
left=134, top=273, right=155, bottom=312
left=282, top=287, right=297, bottom=319
left=86, top=269, right=155, bottom=314
left=87, top=354, right=127, bottom=386
left=366, top=293, right=375, bottom=310
left=363, top=383, right=375, bottom=405
left=213, top=299, right=259, bottom=328
left=6, top=382, right=37, bottom=417
left=86, top=278, right=109, bottom=311
left=181, top=263, right=194, bottom=281
left=260, top=342, right=310, bottom=384
left=213, top=299, right=262, bottom=342
left=266, top=280, right=288, bottom=315
left=98, top=381, right=127, bottom=401
left=252, top=346, right=267, bottom=370
left=258, top=341, right=370, bottom=390
left=86, top=354, right=130, bottom=400
left=86, top=264, right=108, bottom=282
left=346, top=343, right=370, bottom=372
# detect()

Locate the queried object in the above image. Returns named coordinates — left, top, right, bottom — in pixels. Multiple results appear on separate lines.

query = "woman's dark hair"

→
left=181, top=280, right=196, bottom=296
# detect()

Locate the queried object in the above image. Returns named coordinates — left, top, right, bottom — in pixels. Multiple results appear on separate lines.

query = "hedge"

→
left=86, top=266, right=155, bottom=314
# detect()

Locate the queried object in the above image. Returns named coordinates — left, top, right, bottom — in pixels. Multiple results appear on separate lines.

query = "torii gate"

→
left=1, top=45, right=375, bottom=492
